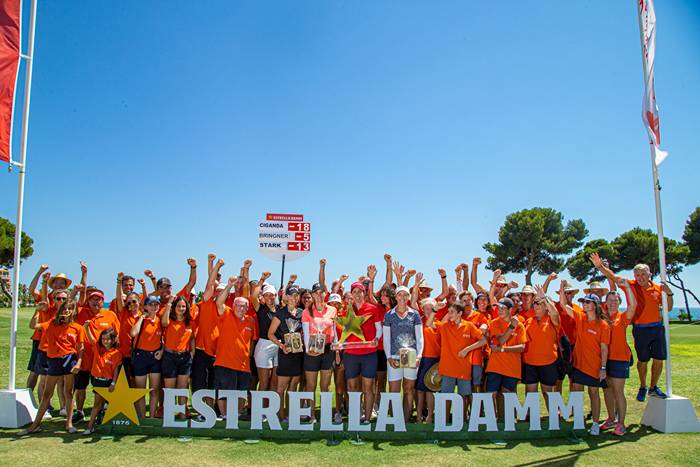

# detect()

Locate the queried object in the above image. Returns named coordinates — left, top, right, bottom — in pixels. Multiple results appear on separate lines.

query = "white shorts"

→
left=387, top=363, right=418, bottom=382
left=254, top=339, right=278, bottom=369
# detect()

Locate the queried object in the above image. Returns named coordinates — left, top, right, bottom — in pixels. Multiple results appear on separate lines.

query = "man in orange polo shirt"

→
left=215, top=277, right=258, bottom=419
left=590, top=253, right=673, bottom=401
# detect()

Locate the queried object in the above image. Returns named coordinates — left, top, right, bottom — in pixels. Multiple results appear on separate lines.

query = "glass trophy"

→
left=308, top=317, right=328, bottom=353
left=397, top=334, right=417, bottom=368
left=284, top=317, right=303, bottom=353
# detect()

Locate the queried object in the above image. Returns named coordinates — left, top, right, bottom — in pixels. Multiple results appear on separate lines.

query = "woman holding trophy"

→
left=267, top=285, right=304, bottom=421
left=302, top=282, right=338, bottom=421
left=382, top=285, right=424, bottom=422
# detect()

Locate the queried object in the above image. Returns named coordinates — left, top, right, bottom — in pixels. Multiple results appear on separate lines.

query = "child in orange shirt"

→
left=19, top=299, right=85, bottom=436
left=484, top=297, right=527, bottom=420
left=83, top=328, right=122, bottom=435
left=130, top=295, right=164, bottom=419
left=427, top=301, right=486, bottom=398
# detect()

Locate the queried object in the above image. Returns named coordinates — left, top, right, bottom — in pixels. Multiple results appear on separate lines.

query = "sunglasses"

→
left=127, top=300, right=139, bottom=304
left=54, top=296, right=67, bottom=301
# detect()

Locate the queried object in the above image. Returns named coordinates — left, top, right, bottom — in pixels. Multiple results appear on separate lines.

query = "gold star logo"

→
left=334, top=302, right=371, bottom=344
left=94, top=370, right=150, bottom=425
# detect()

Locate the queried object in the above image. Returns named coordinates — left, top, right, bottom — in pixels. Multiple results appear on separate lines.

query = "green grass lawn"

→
left=1, top=307, right=700, bottom=466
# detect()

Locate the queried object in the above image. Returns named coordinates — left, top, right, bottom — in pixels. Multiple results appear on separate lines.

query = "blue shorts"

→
left=27, top=340, right=40, bottom=372
left=440, top=375, right=472, bottom=396
left=162, top=350, right=192, bottom=378
left=214, top=366, right=251, bottom=391
left=523, top=362, right=558, bottom=386
left=416, top=357, right=439, bottom=392
left=47, top=353, right=79, bottom=377
left=485, top=372, right=519, bottom=392
left=34, top=349, right=49, bottom=375
left=343, top=352, right=377, bottom=379
left=74, top=370, right=91, bottom=390
left=572, top=367, right=607, bottom=388
left=606, top=359, right=630, bottom=379
left=132, top=349, right=162, bottom=377
left=471, top=365, right=483, bottom=386
left=91, top=376, right=113, bottom=388
left=632, top=323, right=667, bottom=362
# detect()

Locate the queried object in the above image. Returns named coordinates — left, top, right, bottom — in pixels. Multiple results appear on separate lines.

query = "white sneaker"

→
left=59, top=408, right=67, bottom=417
left=589, top=422, right=600, bottom=436
left=42, top=412, right=52, bottom=420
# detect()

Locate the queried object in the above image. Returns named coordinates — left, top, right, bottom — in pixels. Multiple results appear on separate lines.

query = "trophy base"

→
left=331, top=341, right=376, bottom=351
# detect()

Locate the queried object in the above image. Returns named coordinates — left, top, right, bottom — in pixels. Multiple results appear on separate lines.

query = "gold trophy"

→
left=284, top=317, right=303, bottom=353
left=331, top=303, right=375, bottom=351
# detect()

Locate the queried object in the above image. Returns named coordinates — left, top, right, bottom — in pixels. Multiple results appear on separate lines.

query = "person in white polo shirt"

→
left=383, top=285, right=424, bottom=422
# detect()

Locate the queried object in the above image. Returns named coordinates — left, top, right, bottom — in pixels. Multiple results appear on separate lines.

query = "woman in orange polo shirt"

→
left=484, top=297, right=527, bottom=420
left=600, top=278, right=637, bottom=436
left=558, top=281, right=611, bottom=436
left=466, top=292, right=491, bottom=393
left=522, top=286, right=560, bottom=398
left=416, top=297, right=441, bottom=423
left=82, top=328, right=122, bottom=435
left=117, top=290, right=142, bottom=384
left=19, top=298, right=85, bottom=436
left=161, top=295, right=195, bottom=417
left=130, top=295, right=164, bottom=419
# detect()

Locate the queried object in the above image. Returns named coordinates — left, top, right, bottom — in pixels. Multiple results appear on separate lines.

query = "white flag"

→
left=638, top=0, right=668, bottom=165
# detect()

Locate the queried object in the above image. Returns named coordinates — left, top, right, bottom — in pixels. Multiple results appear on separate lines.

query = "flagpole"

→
left=636, top=0, right=672, bottom=397
left=8, top=0, right=38, bottom=392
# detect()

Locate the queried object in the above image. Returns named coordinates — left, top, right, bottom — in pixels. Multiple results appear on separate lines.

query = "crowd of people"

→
left=16, top=252, right=673, bottom=438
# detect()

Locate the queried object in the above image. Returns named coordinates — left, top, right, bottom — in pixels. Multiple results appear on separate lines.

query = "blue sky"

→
left=2, top=1, right=699, bottom=301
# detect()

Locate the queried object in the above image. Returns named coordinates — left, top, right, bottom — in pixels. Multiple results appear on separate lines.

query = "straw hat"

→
left=584, top=281, right=609, bottom=295
left=521, top=285, right=535, bottom=295
left=47, top=273, right=72, bottom=289
left=424, top=362, right=442, bottom=392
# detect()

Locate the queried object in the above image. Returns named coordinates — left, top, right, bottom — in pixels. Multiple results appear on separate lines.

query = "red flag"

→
left=0, top=0, right=20, bottom=163
left=638, top=0, right=668, bottom=165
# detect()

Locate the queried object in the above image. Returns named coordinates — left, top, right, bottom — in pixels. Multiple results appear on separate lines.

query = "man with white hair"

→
left=590, top=253, right=673, bottom=401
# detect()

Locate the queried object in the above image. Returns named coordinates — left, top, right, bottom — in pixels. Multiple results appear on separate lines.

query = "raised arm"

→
left=78, top=261, right=88, bottom=305
left=216, top=276, right=237, bottom=315
left=183, top=257, right=197, bottom=296
left=28, top=264, right=48, bottom=300
left=251, top=271, right=271, bottom=311
left=488, top=269, right=501, bottom=306
left=202, top=259, right=224, bottom=303
left=403, top=269, right=416, bottom=287
left=161, top=295, right=175, bottom=327
left=366, top=265, right=378, bottom=305
left=207, top=253, right=216, bottom=278
left=144, top=268, right=157, bottom=291
left=383, top=254, right=393, bottom=288
left=460, top=263, right=469, bottom=294
left=590, top=252, right=619, bottom=284
left=334, top=274, right=349, bottom=294
left=410, top=272, right=423, bottom=311
left=542, top=272, right=557, bottom=294
left=392, top=261, right=405, bottom=288
left=137, top=278, right=147, bottom=301
left=536, top=284, right=560, bottom=327
left=116, top=272, right=125, bottom=313
left=83, top=321, right=96, bottom=345
left=241, top=259, right=252, bottom=298
left=558, top=281, right=575, bottom=317
left=319, top=258, right=327, bottom=292
left=435, top=268, right=448, bottom=301
left=615, top=276, right=637, bottom=320
left=471, top=257, right=486, bottom=293
left=40, top=271, right=50, bottom=302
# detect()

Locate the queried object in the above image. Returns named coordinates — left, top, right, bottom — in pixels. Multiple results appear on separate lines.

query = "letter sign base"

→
left=0, top=389, right=37, bottom=428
